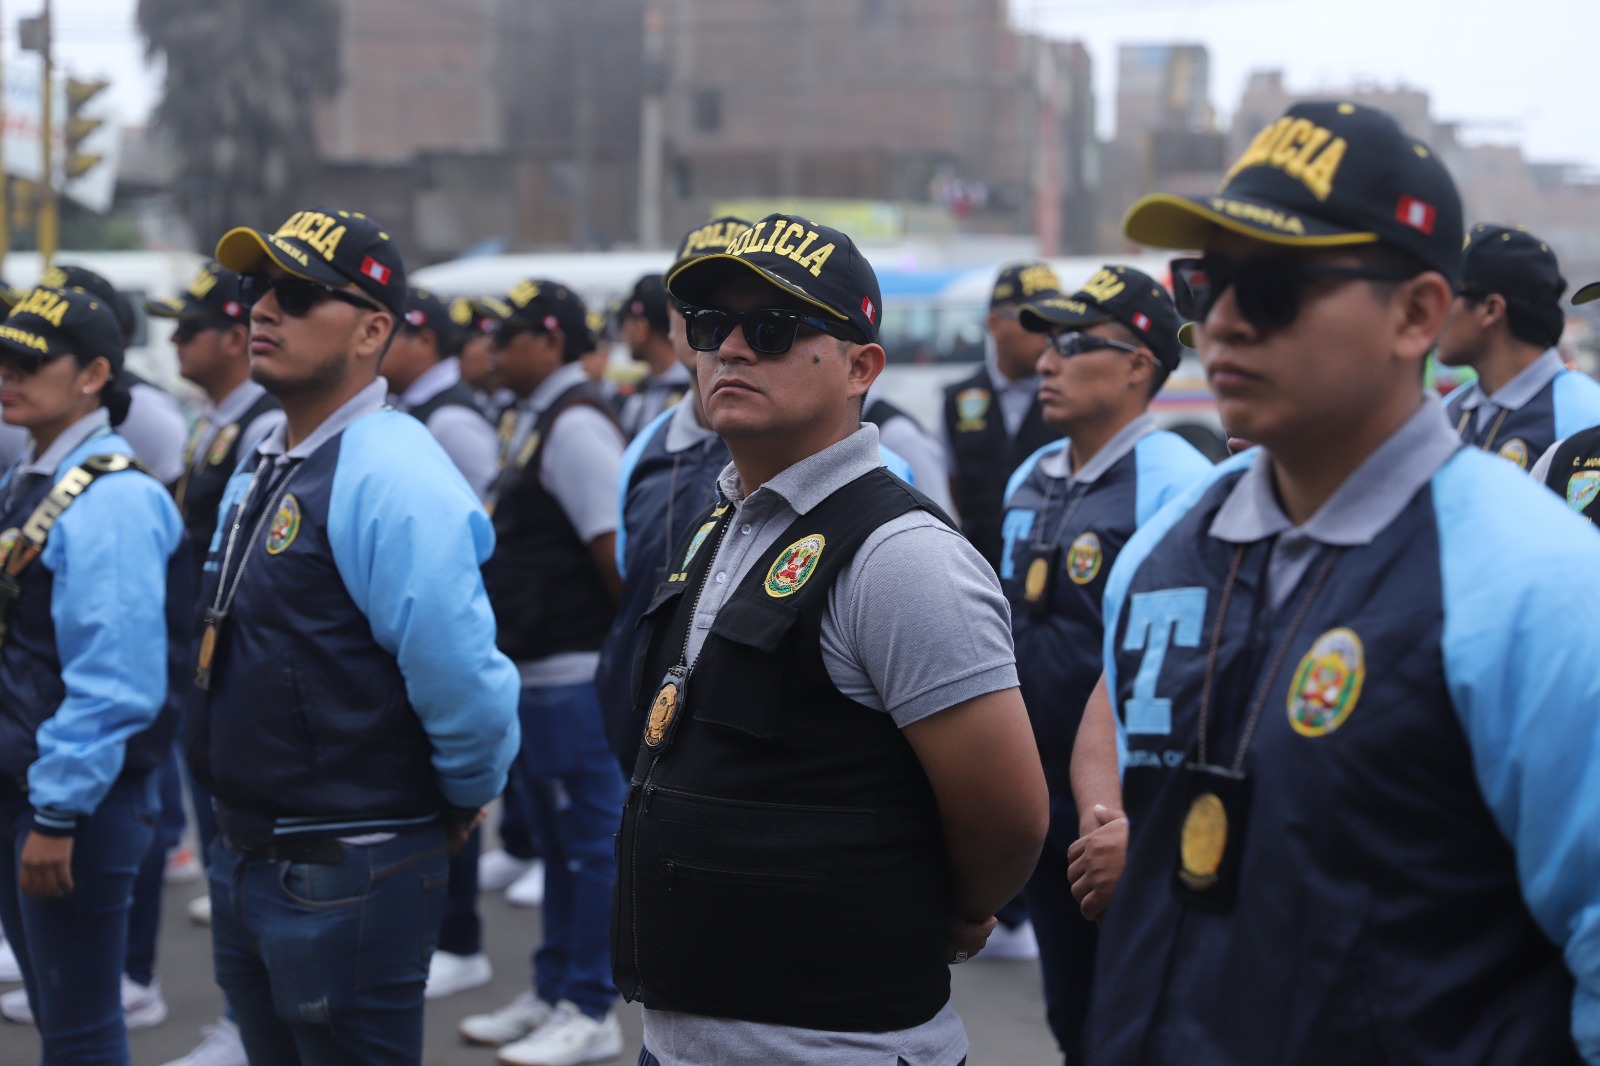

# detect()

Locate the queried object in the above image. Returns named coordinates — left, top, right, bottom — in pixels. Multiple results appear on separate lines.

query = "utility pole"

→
left=0, top=0, right=9, bottom=275
left=637, top=0, right=665, bottom=248
left=36, top=0, right=54, bottom=267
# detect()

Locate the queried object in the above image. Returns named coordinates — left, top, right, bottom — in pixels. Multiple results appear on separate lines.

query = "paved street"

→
left=0, top=872, right=1060, bottom=1065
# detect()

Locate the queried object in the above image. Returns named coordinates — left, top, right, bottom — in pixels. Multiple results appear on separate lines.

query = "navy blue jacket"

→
left=1444, top=362, right=1600, bottom=469
left=1092, top=449, right=1600, bottom=1064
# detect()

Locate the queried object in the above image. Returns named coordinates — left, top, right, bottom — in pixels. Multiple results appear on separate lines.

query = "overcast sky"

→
left=42, top=0, right=1600, bottom=171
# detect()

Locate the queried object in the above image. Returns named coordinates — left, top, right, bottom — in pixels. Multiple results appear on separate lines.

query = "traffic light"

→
left=63, top=77, right=110, bottom=180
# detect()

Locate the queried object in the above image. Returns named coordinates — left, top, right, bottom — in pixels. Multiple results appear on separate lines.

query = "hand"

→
left=1066, top=804, right=1126, bottom=922
left=947, top=915, right=997, bottom=964
left=19, top=832, right=74, bottom=899
left=1226, top=437, right=1256, bottom=455
left=446, top=808, right=486, bottom=854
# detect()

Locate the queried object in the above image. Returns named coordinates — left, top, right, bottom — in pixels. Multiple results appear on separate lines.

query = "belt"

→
left=223, top=834, right=346, bottom=866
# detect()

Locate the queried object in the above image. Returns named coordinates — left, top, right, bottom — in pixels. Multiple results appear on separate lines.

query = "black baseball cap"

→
left=620, top=274, right=670, bottom=334
left=449, top=296, right=496, bottom=337
left=666, top=213, right=883, bottom=343
left=144, top=261, right=248, bottom=324
left=1576, top=281, right=1600, bottom=306
left=403, top=286, right=456, bottom=344
left=1, top=264, right=139, bottom=343
left=480, top=278, right=591, bottom=360
left=216, top=207, right=408, bottom=318
left=1020, top=265, right=1185, bottom=370
left=1124, top=100, right=1465, bottom=284
left=991, top=261, right=1062, bottom=307
left=1460, top=224, right=1566, bottom=306
left=672, top=216, right=753, bottom=274
left=0, top=286, right=125, bottom=374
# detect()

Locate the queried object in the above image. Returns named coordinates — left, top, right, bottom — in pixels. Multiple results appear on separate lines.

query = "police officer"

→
left=998, top=267, right=1211, bottom=1064
left=386, top=286, right=499, bottom=499
left=457, top=278, right=630, bottom=1065
left=1436, top=224, right=1600, bottom=468
left=1532, top=279, right=1600, bottom=507
left=616, top=274, right=691, bottom=438
left=29, top=264, right=190, bottom=486
left=0, top=286, right=189, bottom=1064
left=454, top=298, right=509, bottom=418
left=941, top=260, right=1066, bottom=569
left=596, top=218, right=749, bottom=770
left=1074, top=101, right=1600, bottom=1063
left=192, top=207, right=519, bottom=1065
left=615, top=213, right=1048, bottom=1065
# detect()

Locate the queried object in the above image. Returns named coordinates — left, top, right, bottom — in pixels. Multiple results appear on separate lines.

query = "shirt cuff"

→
left=31, top=808, right=79, bottom=837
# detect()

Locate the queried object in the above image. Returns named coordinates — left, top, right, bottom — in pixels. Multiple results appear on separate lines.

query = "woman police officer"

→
left=0, top=286, right=188, bottom=1065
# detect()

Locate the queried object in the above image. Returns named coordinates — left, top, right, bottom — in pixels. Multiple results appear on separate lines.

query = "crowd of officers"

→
left=0, top=95, right=1597, bottom=1066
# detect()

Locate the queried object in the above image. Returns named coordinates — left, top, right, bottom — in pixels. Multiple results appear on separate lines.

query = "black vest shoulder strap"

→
left=864, top=397, right=916, bottom=432
left=407, top=379, right=484, bottom=427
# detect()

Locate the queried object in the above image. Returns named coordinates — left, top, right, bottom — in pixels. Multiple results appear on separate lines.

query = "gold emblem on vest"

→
left=1178, top=792, right=1228, bottom=891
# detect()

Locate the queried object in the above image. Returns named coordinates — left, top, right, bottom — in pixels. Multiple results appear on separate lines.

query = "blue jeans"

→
left=0, top=773, right=158, bottom=1066
left=515, top=681, right=625, bottom=1019
left=208, top=827, right=449, bottom=1066
left=126, top=743, right=188, bottom=986
left=638, top=1052, right=965, bottom=1065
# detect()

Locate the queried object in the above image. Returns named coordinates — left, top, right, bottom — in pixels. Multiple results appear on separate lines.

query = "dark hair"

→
left=1102, top=320, right=1173, bottom=401
left=1347, top=244, right=1430, bottom=298
left=1459, top=290, right=1565, bottom=350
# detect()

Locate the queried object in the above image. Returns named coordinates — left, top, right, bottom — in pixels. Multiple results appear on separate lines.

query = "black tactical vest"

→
left=612, top=468, right=953, bottom=1032
left=1542, top=426, right=1600, bottom=523
left=176, top=392, right=279, bottom=575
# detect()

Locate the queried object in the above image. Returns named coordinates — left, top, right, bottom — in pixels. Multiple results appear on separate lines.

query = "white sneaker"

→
left=496, top=1001, right=623, bottom=1066
left=188, top=893, right=212, bottom=926
left=0, top=936, right=20, bottom=983
left=478, top=847, right=536, bottom=892
left=426, top=950, right=493, bottom=1000
left=459, top=991, right=557, bottom=1047
left=980, top=919, right=1040, bottom=961
left=165, top=847, right=204, bottom=885
left=0, top=985, right=30, bottom=1024
left=505, top=860, right=546, bottom=908
left=122, top=975, right=169, bottom=1030
left=158, top=1018, right=248, bottom=1066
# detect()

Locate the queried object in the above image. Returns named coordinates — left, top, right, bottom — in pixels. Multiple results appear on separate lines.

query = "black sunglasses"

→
left=171, top=319, right=237, bottom=344
left=1170, top=255, right=1419, bottom=335
left=490, top=321, right=549, bottom=348
left=682, top=307, right=858, bottom=356
left=1050, top=331, right=1142, bottom=357
left=239, top=274, right=385, bottom=318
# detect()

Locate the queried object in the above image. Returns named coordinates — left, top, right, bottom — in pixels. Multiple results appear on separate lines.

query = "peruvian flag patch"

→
left=861, top=295, right=876, bottom=323
left=1132, top=312, right=1152, bottom=332
left=1395, top=196, right=1436, bottom=235
left=360, top=256, right=392, bottom=285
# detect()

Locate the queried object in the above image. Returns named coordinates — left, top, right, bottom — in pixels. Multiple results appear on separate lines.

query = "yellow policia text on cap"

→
left=680, top=219, right=751, bottom=260
left=1224, top=114, right=1350, bottom=203
left=10, top=289, right=70, bottom=328
left=725, top=219, right=836, bottom=278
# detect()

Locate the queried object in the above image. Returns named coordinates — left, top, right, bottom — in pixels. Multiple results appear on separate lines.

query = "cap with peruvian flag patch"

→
left=143, top=260, right=250, bottom=324
left=216, top=206, right=408, bottom=317
left=1018, top=263, right=1186, bottom=371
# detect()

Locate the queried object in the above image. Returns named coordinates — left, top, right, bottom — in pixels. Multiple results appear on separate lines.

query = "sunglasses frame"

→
left=1049, top=330, right=1143, bottom=357
left=240, top=274, right=386, bottom=318
left=1170, top=255, right=1419, bottom=335
left=681, top=307, right=860, bottom=356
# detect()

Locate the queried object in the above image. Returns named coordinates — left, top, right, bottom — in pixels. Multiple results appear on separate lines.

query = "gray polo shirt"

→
left=1036, top=412, right=1159, bottom=483
left=647, top=424, right=1018, bottom=1066
left=1211, top=394, right=1461, bottom=608
left=1450, top=347, right=1564, bottom=436
left=393, top=360, right=499, bottom=500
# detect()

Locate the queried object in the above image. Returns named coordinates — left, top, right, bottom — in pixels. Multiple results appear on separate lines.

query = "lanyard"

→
left=1456, top=405, right=1510, bottom=453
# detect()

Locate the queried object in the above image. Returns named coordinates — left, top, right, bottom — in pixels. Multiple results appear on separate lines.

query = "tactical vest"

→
left=487, top=382, right=619, bottom=662
left=187, top=436, right=442, bottom=843
left=612, top=468, right=952, bottom=1032
left=1543, top=425, right=1600, bottom=523
left=1445, top=380, right=1557, bottom=470
left=595, top=415, right=728, bottom=767
left=176, top=392, right=279, bottom=577
left=407, top=379, right=483, bottom=428
left=1000, top=447, right=1138, bottom=792
left=942, top=367, right=1062, bottom=570
left=0, top=456, right=191, bottom=786
left=1092, top=467, right=1576, bottom=1065
left=863, top=396, right=914, bottom=431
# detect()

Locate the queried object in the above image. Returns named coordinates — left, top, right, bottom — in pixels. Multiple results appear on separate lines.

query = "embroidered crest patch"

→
left=683, top=520, right=715, bottom=569
left=1497, top=438, right=1529, bottom=469
left=265, top=495, right=302, bottom=555
left=207, top=424, right=241, bottom=467
left=765, top=534, right=825, bottom=598
left=0, top=528, right=19, bottom=568
left=1286, top=627, right=1365, bottom=737
left=955, top=388, right=991, bottom=432
left=1567, top=469, right=1600, bottom=512
left=1067, top=532, right=1103, bottom=585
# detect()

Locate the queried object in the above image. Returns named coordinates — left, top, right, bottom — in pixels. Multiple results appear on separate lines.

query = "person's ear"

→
left=1394, top=272, right=1454, bottom=368
left=843, top=340, right=886, bottom=404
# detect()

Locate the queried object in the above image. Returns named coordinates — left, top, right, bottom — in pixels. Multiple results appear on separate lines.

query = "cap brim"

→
left=666, top=254, right=850, bottom=324
left=1574, top=281, right=1600, bottom=306
left=1123, top=192, right=1381, bottom=251
left=469, top=297, right=514, bottom=322
left=143, top=295, right=217, bottom=320
left=1177, top=322, right=1198, bottom=348
left=215, top=228, right=346, bottom=285
left=1018, top=298, right=1114, bottom=334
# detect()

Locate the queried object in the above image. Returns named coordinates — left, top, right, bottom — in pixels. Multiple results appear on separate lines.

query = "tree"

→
left=137, top=0, right=342, bottom=250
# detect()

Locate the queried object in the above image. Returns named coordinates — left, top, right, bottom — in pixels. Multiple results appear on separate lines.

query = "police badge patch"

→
left=1567, top=469, right=1600, bottom=513
left=265, top=495, right=302, bottom=555
left=955, top=388, right=991, bottom=432
left=1286, top=627, right=1365, bottom=737
left=207, top=424, right=241, bottom=466
left=682, top=520, right=716, bottom=569
left=0, top=528, right=19, bottom=569
left=765, top=535, right=825, bottom=598
left=1066, top=532, right=1103, bottom=585
left=1496, top=438, right=1529, bottom=469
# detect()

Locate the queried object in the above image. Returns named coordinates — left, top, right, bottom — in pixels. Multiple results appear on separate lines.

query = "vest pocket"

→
left=693, top=595, right=799, bottom=739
